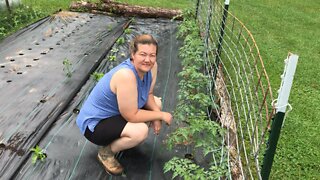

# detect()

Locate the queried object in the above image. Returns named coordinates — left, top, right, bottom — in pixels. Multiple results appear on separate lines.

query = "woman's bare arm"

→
left=144, top=62, right=160, bottom=111
left=114, top=68, right=171, bottom=124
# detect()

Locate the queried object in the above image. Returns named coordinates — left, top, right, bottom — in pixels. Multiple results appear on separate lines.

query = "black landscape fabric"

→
left=0, top=12, right=192, bottom=179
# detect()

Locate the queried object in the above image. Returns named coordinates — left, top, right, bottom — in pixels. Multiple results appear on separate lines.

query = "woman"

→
left=76, top=34, right=173, bottom=175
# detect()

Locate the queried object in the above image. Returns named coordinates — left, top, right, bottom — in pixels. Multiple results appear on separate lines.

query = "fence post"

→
left=5, top=0, right=11, bottom=14
left=203, top=0, right=213, bottom=60
left=261, top=53, right=299, bottom=180
left=212, top=0, right=229, bottom=88
left=195, top=0, right=200, bottom=19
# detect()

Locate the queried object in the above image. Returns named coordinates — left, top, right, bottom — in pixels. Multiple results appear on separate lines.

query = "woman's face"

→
left=131, top=44, right=157, bottom=76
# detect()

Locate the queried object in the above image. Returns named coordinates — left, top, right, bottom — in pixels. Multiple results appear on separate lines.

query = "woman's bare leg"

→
left=110, top=96, right=162, bottom=153
left=110, top=122, right=148, bottom=153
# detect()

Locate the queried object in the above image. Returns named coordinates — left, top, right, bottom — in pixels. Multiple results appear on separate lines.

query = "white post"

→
left=276, top=53, right=299, bottom=113
left=262, top=53, right=298, bottom=180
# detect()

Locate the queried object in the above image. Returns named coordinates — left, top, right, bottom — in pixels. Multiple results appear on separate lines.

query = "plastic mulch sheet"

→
left=0, top=12, right=185, bottom=179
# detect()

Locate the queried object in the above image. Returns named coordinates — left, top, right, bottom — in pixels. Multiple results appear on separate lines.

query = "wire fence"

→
left=196, top=0, right=275, bottom=179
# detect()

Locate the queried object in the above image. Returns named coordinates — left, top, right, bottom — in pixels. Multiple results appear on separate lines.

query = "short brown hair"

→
left=130, top=34, right=158, bottom=55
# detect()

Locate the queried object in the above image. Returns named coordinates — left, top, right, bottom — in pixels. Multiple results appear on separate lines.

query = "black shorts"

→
left=84, top=115, right=128, bottom=146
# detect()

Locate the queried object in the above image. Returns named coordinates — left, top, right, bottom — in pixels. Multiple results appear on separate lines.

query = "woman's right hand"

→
left=161, top=112, right=173, bottom=125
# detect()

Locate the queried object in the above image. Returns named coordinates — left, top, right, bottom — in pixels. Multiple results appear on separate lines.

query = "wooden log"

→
left=70, top=1, right=182, bottom=20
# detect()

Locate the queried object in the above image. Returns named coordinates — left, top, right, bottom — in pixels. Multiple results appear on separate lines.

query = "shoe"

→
left=97, top=145, right=124, bottom=175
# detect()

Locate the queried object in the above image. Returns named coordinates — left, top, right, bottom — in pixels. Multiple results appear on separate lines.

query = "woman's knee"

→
left=154, top=96, right=162, bottom=110
left=137, top=123, right=149, bottom=142
left=122, top=122, right=148, bottom=143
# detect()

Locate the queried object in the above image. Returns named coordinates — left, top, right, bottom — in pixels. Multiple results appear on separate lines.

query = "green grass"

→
left=0, top=0, right=76, bottom=40
left=21, top=0, right=101, bottom=13
left=22, top=0, right=73, bottom=13
left=230, top=0, right=320, bottom=179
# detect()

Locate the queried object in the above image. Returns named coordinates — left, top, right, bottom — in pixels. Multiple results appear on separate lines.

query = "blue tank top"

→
left=76, top=59, right=152, bottom=134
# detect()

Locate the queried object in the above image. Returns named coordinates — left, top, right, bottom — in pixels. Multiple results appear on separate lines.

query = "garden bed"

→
left=0, top=10, right=194, bottom=179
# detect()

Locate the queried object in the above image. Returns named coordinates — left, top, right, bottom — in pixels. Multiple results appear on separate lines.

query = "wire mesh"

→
left=196, top=0, right=275, bottom=179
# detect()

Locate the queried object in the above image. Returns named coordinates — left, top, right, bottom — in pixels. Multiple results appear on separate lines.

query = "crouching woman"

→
left=76, top=34, right=172, bottom=175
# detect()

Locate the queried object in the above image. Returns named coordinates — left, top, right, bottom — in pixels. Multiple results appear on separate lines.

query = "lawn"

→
left=229, top=0, right=320, bottom=179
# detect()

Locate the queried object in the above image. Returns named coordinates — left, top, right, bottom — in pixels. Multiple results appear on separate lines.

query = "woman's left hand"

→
left=151, top=120, right=162, bottom=135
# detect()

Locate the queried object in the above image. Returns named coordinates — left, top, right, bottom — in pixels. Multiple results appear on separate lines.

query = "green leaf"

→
left=32, top=154, right=38, bottom=164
